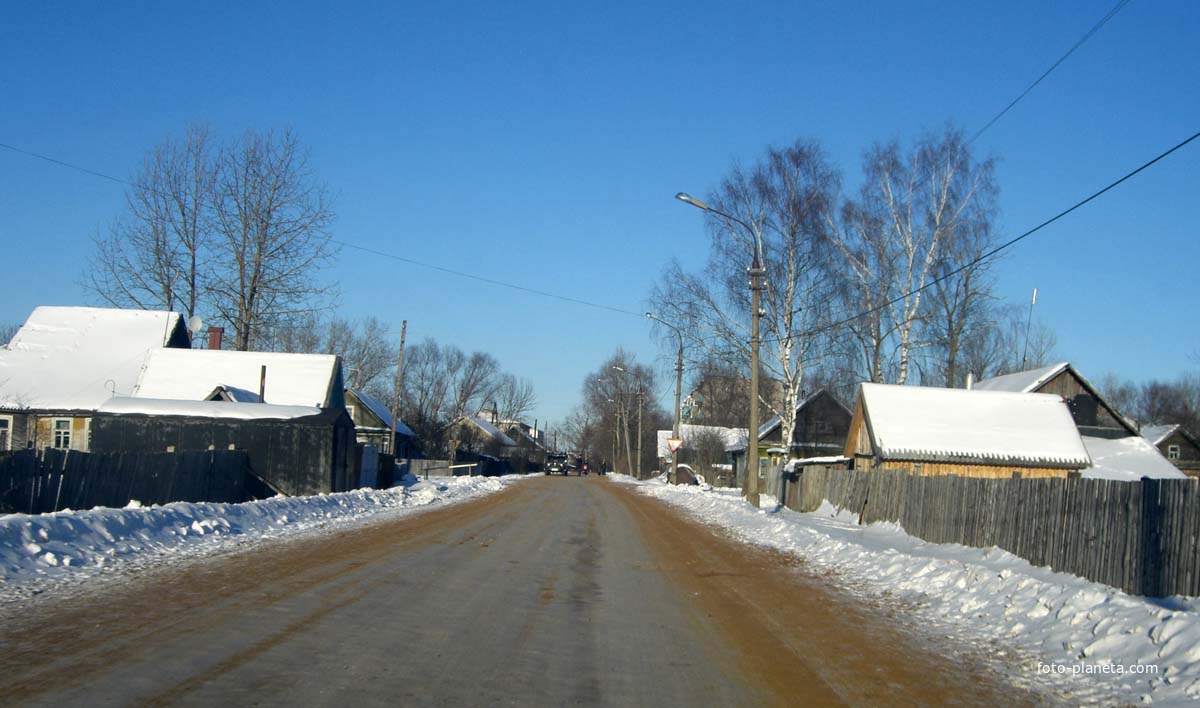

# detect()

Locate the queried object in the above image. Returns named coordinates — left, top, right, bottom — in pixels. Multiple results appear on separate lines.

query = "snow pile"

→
left=620, top=477, right=1200, bottom=706
left=0, top=475, right=514, bottom=601
left=1083, top=435, right=1187, bottom=481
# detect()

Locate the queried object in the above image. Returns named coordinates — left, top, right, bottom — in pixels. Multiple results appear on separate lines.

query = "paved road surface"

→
left=1, top=476, right=1049, bottom=706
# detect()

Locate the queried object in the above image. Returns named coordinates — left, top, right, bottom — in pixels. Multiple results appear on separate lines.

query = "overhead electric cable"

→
left=0, top=141, right=645, bottom=319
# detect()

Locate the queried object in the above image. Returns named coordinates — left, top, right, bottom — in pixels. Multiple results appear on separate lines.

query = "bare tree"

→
left=831, top=127, right=997, bottom=385
left=208, top=129, right=337, bottom=350
left=83, top=124, right=214, bottom=319
left=653, top=140, right=839, bottom=452
left=495, top=374, right=537, bottom=423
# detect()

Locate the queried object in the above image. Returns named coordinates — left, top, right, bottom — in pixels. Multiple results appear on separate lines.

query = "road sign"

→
left=666, top=437, right=684, bottom=453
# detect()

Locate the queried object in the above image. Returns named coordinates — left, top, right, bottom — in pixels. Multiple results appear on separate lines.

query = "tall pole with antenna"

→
left=1021, top=288, right=1037, bottom=370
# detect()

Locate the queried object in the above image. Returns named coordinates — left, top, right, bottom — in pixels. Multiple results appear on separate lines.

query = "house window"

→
left=1168, top=444, right=1181, bottom=461
left=0, top=416, right=10, bottom=451
left=347, top=404, right=357, bottom=421
left=52, top=419, right=72, bottom=449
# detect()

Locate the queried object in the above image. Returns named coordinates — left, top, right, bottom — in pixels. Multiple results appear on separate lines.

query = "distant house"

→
left=845, top=383, right=1091, bottom=478
left=727, top=389, right=852, bottom=486
left=0, top=306, right=191, bottom=452
left=505, top=425, right=547, bottom=473
left=1142, top=424, right=1200, bottom=477
left=345, top=388, right=418, bottom=458
left=974, top=363, right=1184, bottom=481
left=449, top=416, right=516, bottom=456
left=655, top=423, right=746, bottom=486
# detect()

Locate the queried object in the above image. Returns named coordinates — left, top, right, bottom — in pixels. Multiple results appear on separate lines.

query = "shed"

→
left=845, top=383, right=1091, bottom=478
left=93, top=398, right=356, bottom=495
left=0, top=306, right=190, bottom=452
left=973, top=362, right=1137, bottom=437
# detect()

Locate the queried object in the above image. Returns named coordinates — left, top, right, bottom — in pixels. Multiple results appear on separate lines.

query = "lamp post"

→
left=646, top=312, right=684, bottom=485
left=675, top=192, right=765, bottom=508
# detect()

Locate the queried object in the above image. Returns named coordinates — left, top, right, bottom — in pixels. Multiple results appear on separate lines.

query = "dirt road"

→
left=0, top=476, right=1048, bottom=706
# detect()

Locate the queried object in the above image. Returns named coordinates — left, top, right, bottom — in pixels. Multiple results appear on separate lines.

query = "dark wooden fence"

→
left=780, top=467, right=1200, bottom=597
left=0, top=449, right=272, bottom=515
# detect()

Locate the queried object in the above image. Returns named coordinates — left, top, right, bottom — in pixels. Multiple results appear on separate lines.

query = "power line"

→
left=331, top=240, right=644, bottom=317
left=969, top=0, right=1134, bottom=145
left=0, top=140, right=646, bottom=319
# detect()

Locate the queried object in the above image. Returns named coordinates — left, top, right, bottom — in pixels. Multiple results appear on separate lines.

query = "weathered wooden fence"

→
left=781, top=467, right=1200, bottom=597
left=0, top=449, right=270, bottom=515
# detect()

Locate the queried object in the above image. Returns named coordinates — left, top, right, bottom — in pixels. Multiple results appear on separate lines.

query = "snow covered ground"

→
left=0, top=474, right=518, bottom=604
left=618, top=475, right=1200, bottom=706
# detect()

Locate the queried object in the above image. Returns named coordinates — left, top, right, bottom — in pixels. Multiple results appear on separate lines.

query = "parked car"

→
left=545, top=453, right=569, bottom=475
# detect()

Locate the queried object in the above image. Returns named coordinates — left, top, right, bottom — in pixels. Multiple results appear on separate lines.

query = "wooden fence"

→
left=0, top=449, right=270, bottom=515
left=781, top=467, right=1200, bottom=598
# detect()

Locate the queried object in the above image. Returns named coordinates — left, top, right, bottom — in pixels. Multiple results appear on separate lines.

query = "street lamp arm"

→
left=675, top=192, right=765, bottom=267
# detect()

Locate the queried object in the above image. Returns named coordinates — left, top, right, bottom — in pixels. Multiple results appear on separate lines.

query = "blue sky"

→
left=1, top=1, right=1197, bottom=427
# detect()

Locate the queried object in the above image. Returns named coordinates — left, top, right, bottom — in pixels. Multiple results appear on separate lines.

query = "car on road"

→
left=545, top=453, right=569, bottom=475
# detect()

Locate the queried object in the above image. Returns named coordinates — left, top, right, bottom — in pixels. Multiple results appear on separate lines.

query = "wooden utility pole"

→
left=389, top=320, right=407, bottom=456
left=635, top=389, right=644, bottom=479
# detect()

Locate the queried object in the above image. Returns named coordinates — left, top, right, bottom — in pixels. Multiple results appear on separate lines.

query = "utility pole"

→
left=646, top=313, right=684, bottom=485
left=389, top=320, right=407, bottom=456
left=635, top=388, right=644, bottom=479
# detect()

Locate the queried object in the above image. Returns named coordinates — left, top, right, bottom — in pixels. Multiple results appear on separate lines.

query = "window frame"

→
left=0, top=414, right=12, bottom=451
left=1167, top=444, right=1181, bottom=461
left=52, top=418, right=72, bottom=450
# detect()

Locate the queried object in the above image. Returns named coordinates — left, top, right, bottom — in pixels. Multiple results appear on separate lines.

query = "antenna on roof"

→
left=1021, top=287, right=1037, bottom=370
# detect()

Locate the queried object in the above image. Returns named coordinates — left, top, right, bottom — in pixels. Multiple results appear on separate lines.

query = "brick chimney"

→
left=207, top=326, right=224, bottom=350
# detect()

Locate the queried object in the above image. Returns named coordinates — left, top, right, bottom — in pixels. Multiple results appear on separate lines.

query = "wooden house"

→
left=1142, top=424, right=1200, bottom=477
left=728, top=389, right=852, bottom=486
left=345, top=388, right=418, bottom=458
left=974, top=363, right=1185, bottom=481
left=845, top=383, right=1091, bottom=478
left=506, top=425, right=547, bottom=473
left=973, top=362, right=1136, bottom=438
left=0, top=306, right=190, bottom=452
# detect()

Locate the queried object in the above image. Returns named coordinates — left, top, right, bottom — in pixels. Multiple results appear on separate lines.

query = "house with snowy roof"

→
left=0, top=306, right=191, bottom=452
left=345, top=388, right=418, bottom=458
left=447, top=416, right=518, bottom=471
left=1141, top=424, right=1200, bottom=477
left=973, top=363, right=1185, bottom=481
left=89, top=346, right=358, bottom=495
left=845, top=383, right=1092, bottom=478
left=724, top=389, right=853, bottom=486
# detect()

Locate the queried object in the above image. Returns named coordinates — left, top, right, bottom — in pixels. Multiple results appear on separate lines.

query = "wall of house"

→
left=1039, top=369, right=1130, bottom=434
left=90, top=412, right=355, bottom=495
left=33, top=415, right=90, bottom=452
left=1158, top=430, right=1200, bottom=475
left=877, top=459, right=1070, bottom=478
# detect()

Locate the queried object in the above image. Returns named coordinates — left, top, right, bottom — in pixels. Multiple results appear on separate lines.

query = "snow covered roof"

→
left=0, top=306, right=186, bottom=411
left=756, top=389, right=852, bottom=439
left=1140, top=424, right=1181, bottom=446
left=508, top=426, right=544, bottom=449
left=99, top=397, right=322, bottom=420
left=859, top=383, right=1091, bottom=468
left=460, top=417, right=516, bottom=446
left=134, top=349, right=340, bottom=408
left=972, top=362, right=1069, bottom=393
left=1082, top=435, right=1187, bottom=481
left=656, top=424, right=748, bottom=458
left=207, top=385, right=262, bottom=403
left=347, top=389, right=416, bottom=437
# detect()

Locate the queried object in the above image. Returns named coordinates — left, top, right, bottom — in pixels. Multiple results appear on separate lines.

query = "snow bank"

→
left=0, top=475, right=516, bottom=601
left=618, top=476, right=1200, bottom=706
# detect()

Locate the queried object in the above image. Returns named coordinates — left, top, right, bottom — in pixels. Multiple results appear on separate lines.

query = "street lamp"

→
left=675, top=191, right=765, bottom=508
left=646, top=312, right=684, bottom=485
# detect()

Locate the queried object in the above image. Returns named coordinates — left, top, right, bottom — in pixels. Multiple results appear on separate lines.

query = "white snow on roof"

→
left=466, top=417, right=516, bottom=446
left=134, top=349, right=338, bottom=408
left=99, top=397, right=322, bottom=420
left=0, top=306, right=184, bottom=411
left=348, top=389, right=416, bottom=437
left=861, top=383, right=1090, bottom=468
left=972, top=362, right=1068, bottom=393
left=209, top=385, right=262, bottom=403
left=1081, top=435, right=1187, bottom=481
left=1140, top=424, right=1179, bottom=447
left=656, top=424, right=747, bottom=458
